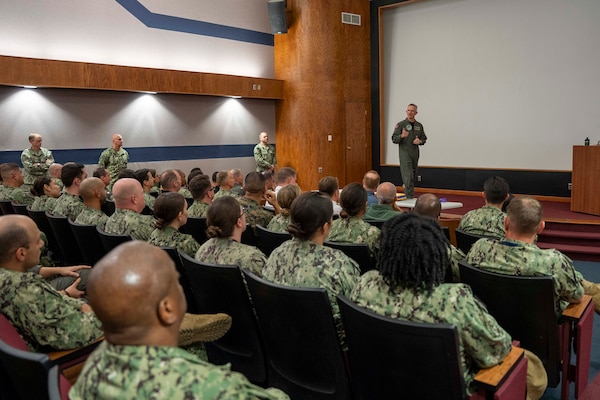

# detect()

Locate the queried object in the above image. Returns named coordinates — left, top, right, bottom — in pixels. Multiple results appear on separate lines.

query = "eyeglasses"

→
left=239, top=205, right=248, bottom=218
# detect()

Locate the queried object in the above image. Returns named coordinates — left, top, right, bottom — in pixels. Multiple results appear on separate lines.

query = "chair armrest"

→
left=561, top=294, right=592, bottom=321
left=474, top=346, right=525, bottom=388
left=47, top=336, right=104, bottom=369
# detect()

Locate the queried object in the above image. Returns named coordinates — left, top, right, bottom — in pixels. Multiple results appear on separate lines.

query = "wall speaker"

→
left=267, top=0, right=287, bottom=34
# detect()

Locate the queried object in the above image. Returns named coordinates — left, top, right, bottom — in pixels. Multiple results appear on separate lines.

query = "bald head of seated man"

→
left=413, top=193, right=442, bottom=220
left=112, top=178, right=145, bottom=213
left=72, top=241, right=289, bottom=399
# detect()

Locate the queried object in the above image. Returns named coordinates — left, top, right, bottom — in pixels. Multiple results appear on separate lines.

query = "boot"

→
left=581, top=279, right=600, bottom=315
left=178, top=313, right=232, bottom=346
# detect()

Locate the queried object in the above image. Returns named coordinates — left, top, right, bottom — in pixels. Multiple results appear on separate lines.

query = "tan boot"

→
left=178, top=313, right=232, bottom=346
left=581, top=279, right=600, bottom=315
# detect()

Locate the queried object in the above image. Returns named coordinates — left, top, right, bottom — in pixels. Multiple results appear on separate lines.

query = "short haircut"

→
left=483, top=176, right=510, bottom=204
left=188, top=174, right=212, bottom=200
left=506, top=196, right=543, bottom=235
left=160, top=170, right=180, bottom=190
left=93, top=167, right=109, bottom=179
left=0, top=220, right=30, bottom=265
left=408, top=103, right=418, bottom=110
left=61, top=162, right=85, bottom=187
left=318, top=176, right=339, bottom=197
left=244, top=171, right=266, bottom=193
left=276, top=167, right=296, bottom=184
left=176, top=169, right=186, bottom=186
left=339, top=182, right=367, bottom=218
left=288, top=192, right=333, bottom=240
left=376, top=182, right=397, bottom=204
left=79, top=177, right=105, bottom=201
left=276, top=184, right=302, bottom=211
left=231, top=168, right=243, bottom=180
left=134, top=168, right=151, bottom=187
left=413, top=193, right=442, bottom=220
left=28, top=133, right=40, bottom=142
left=0, top=163, right=20, bottom=180
left=188, top=167, right=204, bottom=183
left=117, top=169, right=136, bottom=180
left=154, top=192, right=186, bottom=229
left=30, top=176, right=52, bottom=197
left=206, top=196, right=241, bottom=238
left=363, top=170, right=380, bottom=190
left=216, top=170, right=230, bottom=186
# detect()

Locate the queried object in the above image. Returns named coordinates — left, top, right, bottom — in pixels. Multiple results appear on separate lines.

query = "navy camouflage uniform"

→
left=104, top=209, right=156, bottom=241
left=149, top=226, right=201, bottom=258
left=458, top=206, right=506, bottom=238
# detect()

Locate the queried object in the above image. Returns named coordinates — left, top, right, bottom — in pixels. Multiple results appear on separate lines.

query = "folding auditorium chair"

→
left=10, top=202, right=29, bottom=216
left=454, top=229, right=492, bottom=254
left=179, top=252, right=267, bottom=385
left=336, top=295, right=528, bottom=400
left=324, top=241, right=375, bottom=274
left=243, top=270, right=351, bottom=399
left=179, top=216, right=208, bottom=245
left=96, top=226, right=132, bottom=254
left=0, top=200, right=14, bottom=215
left=459, top=260, right=594, bottom=400
left=45, top=212, right=85, bottom=265
left=27, top=207, right=62, bottom=263
left=255, top=224, right=291, bottom=257
left=68, top=220, right=106, bottom=266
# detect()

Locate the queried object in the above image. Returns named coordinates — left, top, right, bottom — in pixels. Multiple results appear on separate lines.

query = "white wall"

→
left=382, top=0, right=600, bottom=171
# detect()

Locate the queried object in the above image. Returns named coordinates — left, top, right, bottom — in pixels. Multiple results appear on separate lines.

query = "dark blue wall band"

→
left=0, top=144, right=258, bottom=165
left=115, top=0, right=274, bottom=46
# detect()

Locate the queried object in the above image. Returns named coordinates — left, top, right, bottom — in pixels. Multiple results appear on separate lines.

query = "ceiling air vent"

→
left=341, top=12, right=361, bottom=26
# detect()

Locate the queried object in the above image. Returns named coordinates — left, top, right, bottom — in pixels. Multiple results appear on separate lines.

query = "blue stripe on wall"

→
left=115, top=0, right=274, bottom=46
left=0, top=144, right=258, bottom=165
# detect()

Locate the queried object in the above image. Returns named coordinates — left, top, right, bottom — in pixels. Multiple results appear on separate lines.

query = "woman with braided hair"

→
left=350, top=212, right=515, bottom=393
left=266, top=184, right=301, bottom=232
left=263, top=191, right=360, bottom=347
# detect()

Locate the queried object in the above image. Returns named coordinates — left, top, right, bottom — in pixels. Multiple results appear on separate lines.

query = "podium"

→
left=571, top=145, right=600, bottom=216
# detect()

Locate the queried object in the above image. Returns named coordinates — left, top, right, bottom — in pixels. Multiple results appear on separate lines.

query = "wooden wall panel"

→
left=0, top=56, right=283, bottom=99
left=274, top=0, right=371, bottom=190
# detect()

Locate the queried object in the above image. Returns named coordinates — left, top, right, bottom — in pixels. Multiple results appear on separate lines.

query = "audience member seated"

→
left=326, top=182, right=380, bottom=259
left=362, top=170, right=380, bottom=207
left=93, top=167, right=112, bottom=201
left=49, top=163, right=64, bottom=190
left=267, top=184, right=301, bottom=232
left=74, top=177, right=110, bottom=229
left=231, top=168, right=245, bottom=196
left=160, top=169, right=182, bottom=194
left=0, top=162, right=35, bottom=206
left=262, top=170, right=275, bottom=191
left=0, top=214, right=102, bottom=352
left=413, top=193, right=465, bottom=282
left=29, top=176, right=61, bottom=212
left=350, top=212, right=547, bottom=398
left=211, top=171, right=220, bottom=194
left=51, top=162, right=87, bottom=220
left=273, top=167, right=297, bottom=194
left=149, top=192, right=201, bottom=258
left=187, top=174, right=213, bottom=218
left=466, top=196, right=600, bottom=315
left=213, top=170, right=239, bottom=199
left=262, top=192, right=360, bottom=348
left=318, top=176, right=343, bottom=217
left=458, top=176, right=509, bottom=238
left=70, top=241, right=288, bottom=400
left=188, top=167, right=204, bottom=183
left=176, top=169, right=193, bottom=198
left=116, top=168, right=136, bottom=181
left=149, top=168, right=160, bottom=194
left=195, top=196, right=267, bottom=276
left=237, top=172, right=279, bottom=230
left=103, top=178, right=155, bottom=240
left=134, top=168, right=156, bottom=209
left=362, top=182, right=403, bottom=223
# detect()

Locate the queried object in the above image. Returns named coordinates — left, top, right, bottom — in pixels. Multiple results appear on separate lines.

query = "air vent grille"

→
left=341, top=12, right=361, bottom=26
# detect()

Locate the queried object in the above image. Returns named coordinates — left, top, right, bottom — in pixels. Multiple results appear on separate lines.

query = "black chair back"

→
left=96, top=226, right=132, bottom=254
left=324, top=241, right=374, bottom=274
left=11, top=203, right=28, bottom=216
left=441, top=225, right=451, bottom=241
left=241, top=225, right=259, bottom=247
left=101, top=200, right=115, bottom=217
left=27, top=208, right=62, bottom=263
left=366, top=219, right=385, bottom=229
left=0, top=200, right=14, bottom=215
left=337, top=295, right=465, bottom=400
left=255, top=225, right=291, bottom=257
left=458, top=260, right=560, bottom=386
left=163, top=249, right=198, bottom=314
left=179, top=252, right=267, bottom=384
left=455, top=229, right=488, bottom=254
left=179, top=217, right=208, bottom=245
left=46, top=212, right=85, bottom=265
left=243, top=270, right=350, bottom=399
left=68, top=220, right=106, bottom=266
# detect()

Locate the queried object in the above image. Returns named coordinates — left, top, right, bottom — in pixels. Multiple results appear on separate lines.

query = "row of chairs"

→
left=166, top=248, right=528, bottom=400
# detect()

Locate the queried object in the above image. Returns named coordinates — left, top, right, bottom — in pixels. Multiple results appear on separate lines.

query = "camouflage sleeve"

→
left=98, top=148, right=108, bottom=168
left=254, top=145, right=272, bottom=171
left=244, top=250, right=268, bottom=277
left=552, top=252, right=584, bottom=304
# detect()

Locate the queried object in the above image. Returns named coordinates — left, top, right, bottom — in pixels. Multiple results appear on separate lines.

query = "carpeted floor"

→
left=540, top=260, right=600, bottom=399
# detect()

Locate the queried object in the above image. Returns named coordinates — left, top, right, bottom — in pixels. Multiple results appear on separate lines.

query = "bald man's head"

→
left=413, top=193, right=442, bottom=220
left=112, top=178, right=144, bottom=212
left=0, top=215, right=42, bottom=271
left=89, top=241, right=186, bottom=345
left=79, top=177, right=106, bottom=202
left=376, top=182, right=397, bottom=204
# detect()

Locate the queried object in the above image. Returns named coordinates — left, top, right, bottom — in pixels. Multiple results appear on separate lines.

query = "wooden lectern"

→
left=571, top=145, right=600, bottom=216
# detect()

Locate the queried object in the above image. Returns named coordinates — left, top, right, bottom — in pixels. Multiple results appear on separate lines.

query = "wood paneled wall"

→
left=0, top=56, right=283, bottom=99
left=274, top=0, right=372, bottom=190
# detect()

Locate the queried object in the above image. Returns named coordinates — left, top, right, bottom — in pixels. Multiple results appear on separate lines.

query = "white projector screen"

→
left=381, top=0, right=600, bottom=171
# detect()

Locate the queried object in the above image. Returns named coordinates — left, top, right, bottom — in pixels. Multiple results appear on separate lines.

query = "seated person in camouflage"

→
left=160, top=169, right=181, bottom=194
left=0, top=215, right=102, bottom=352
left=70, top=241, right=288, bottom=400
left=104, top=178, right=155, bottom=240
left=213, top=169, right=239, bottom=199
left=93, top=167, right=112, bottom=201
left=176, top=169, right=193, bottom=198
left=262, top=192, right=360, bottom=348
left=74, top=177, right=109, bottom=230
left=51, top=162, right=87, bottom=220
left=362, top=182, right=403, bottom=223
left=149, top=192, right=201, bottom=258
left=262, top=170, right=275, bottom=192
left=134, top=168, right=156, bottom=209
left=196, top=196, right=268, bottom=276
left=187, top=174, right=214, bottom=218
left=30, top=176, right=61, bottom=212
left=466, top=197, right=600, bottom=315
left=0, top=162, right=35, bottom=206
left=231, top=168, right=245, bottom=196
left=149, top=168, right=161, bottom=194
left=458, top=176, right=509, bottom=238
left=237, top=172, right=279, bottom=230
left=326, top=182, right=380, bottom=259
left=318, top=176, right=343, bottom=216
left=350, top=213, right=547, bottom=398
left=413, top=193, right=466, bottom=282
left=267, top=184, right=301, bottom=233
